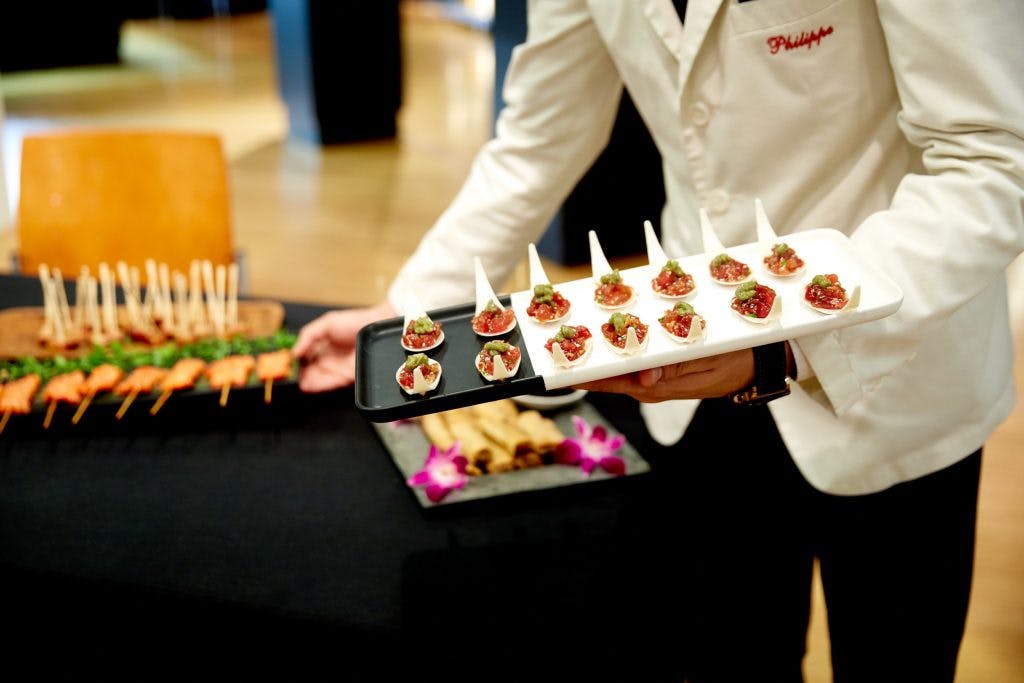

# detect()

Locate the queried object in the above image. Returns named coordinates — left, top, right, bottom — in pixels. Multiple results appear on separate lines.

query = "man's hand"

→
left=574, top=347, right=757, bottom=403
left=292, top=301, right=396, bottom=393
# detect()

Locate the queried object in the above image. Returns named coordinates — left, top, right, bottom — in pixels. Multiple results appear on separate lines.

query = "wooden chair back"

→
left=16, top=129, right=234, bottom=281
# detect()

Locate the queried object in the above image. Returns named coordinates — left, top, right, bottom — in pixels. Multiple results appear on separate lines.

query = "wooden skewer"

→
left=144, top=259, right=160, bottom=321
left=38, top=264, right=55, bottom=340
left=202, top=260, right=220, bottom=335
left=264, top=378, right=273, bottom=404
left=47, top=276, right=67, bottom=348
left=74, top=266, right=88, bottom=332
left=116, top=390, right=139, bottom=420
left=54, top=268, right=74, bottom=338
left=159, top=262, right=173, bottom=327
left=220, top=384, right=231, bottom=407
left=99, top=262, right=119, bottom=339
left=227, top=263, right=239, bottom=329
left=71, top=392, right=94, bottom=425
left=43, top=401, right=58, bottom=429
left=215, top=264, right=227, bottom=337
left=86, top=276, right=105, bottom=346
left=174, top=271, right=190, bottom=339
left=150, top=390, right=173, bottom=416
left=0, top=410, right=11, bottom=435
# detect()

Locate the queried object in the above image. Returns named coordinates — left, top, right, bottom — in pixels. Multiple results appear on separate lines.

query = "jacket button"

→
left=689, top=102, right=710, bottom=126
left=706, top=189, right=730, bottom=214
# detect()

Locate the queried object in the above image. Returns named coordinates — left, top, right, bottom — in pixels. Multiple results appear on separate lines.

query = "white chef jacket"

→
left=387, top=0, right=1024, bottom=494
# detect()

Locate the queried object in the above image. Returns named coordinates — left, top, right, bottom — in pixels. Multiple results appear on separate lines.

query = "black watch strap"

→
left=730, top=342, right=791, bottom=406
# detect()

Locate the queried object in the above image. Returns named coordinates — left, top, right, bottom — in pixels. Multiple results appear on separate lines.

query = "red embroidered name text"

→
left=766, top=25, right=834, bottom=54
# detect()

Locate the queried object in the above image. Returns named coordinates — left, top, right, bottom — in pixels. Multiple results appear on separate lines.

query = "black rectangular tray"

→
left=355, top=296, right=546, bottom=422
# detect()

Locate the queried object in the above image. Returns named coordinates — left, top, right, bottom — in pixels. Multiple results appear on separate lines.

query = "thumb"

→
left=637, top=366, right=663, bottom=387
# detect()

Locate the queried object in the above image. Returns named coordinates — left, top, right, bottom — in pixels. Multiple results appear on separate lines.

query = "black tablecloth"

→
left=0, top=275, right=685, bottom=678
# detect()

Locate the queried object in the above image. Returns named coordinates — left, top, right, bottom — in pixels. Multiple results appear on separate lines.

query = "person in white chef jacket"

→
left=294, top=1, right=1024, bottom=680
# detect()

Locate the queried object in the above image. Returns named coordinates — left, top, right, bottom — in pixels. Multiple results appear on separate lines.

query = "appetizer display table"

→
left=0, top=274, right=683, bottom=678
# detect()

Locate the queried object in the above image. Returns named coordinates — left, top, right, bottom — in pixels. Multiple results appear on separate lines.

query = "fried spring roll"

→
left=516, top=410, right=567, bottom=452
left=420, top=412, right=456, bottom=451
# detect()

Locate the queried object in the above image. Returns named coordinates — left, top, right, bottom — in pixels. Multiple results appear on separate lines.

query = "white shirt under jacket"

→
left=387, top=0, right=1024, bottom=495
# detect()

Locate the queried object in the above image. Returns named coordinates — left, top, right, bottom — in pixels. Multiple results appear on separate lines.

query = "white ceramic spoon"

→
left=756, top=198, right=805, bottom=278
left=589, top=230, right=637, bottom=309
left=400, top=293, right=444, bottom=352
left=645, top=219, right=697, bottom=299
left=702, top=209, right=753, bottom=286
left=473, top=257, right=516, bottom=336
left=525, top=243, right=571, bottom=324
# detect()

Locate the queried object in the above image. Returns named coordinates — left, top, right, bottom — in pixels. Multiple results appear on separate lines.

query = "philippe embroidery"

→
left=766, top=25, right=834, bottom=54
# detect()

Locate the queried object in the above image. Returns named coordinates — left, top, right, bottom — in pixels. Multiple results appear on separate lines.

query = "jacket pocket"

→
left=727, top=0, right=844, bottom=34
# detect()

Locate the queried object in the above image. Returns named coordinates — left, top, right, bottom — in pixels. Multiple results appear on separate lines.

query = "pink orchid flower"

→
left=407, top=442, right=469, bottom=503
left=554, top=415, right=627, bottom=476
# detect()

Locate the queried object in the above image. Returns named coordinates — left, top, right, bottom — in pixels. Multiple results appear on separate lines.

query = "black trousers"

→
left=626, top=397, right=980, bottom=683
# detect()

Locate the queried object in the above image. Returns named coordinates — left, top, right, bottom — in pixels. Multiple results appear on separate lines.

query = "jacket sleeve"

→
left=798, top=0, right=1024, bottom=415
left=387, top=0, right=623, bottom=312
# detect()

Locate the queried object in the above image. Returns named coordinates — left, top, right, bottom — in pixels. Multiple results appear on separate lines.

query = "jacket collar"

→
left=641, top=0, right=725, bottom=93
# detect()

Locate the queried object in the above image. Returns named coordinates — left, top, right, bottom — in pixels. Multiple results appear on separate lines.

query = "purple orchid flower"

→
left=554, top=415, right=627, bottom=476
left=407, top=442, right=469, bottom=503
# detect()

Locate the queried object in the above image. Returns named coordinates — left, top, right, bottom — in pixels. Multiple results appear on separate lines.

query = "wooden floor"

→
left=1, top=5, right=1021, bottom=680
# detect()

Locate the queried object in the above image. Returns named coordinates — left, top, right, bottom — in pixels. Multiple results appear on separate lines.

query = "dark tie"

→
left=672, top=0, right=688, bottom=23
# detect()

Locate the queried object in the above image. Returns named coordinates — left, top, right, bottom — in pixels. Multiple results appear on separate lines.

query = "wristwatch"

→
left=730, top=342, right=791, bottom=406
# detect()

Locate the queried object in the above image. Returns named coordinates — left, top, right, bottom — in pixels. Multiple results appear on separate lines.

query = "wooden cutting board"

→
left=0, top=301, right=286, bottom=360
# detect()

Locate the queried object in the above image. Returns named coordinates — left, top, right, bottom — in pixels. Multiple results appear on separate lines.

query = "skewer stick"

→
left=86, top=277, right=104, bottom=345
left=220, top=384, right=230, bottom=407
left=54, top=268, right=74, bottom=336
left=43, top=401, right=57, bottom=429
left=38, top=264, right=55, bottom=339
left=150, top=390, right=173, bottom=416
left=202, top=260, right=220, bottom=334
left=116, top=262, right=137, bottom=329
left=174, top=271, right=190, bottom=339
left=226, top=263, right=238, bottom=330
left=189, top=260, right=204, bottom=330
left=144, top=259, right=160, bottom=320
left=0, top=410, right=11, bottom=435
left=116, top=390, right=139, bottom=420
left=264, top=379, right=273, bottom=404
left=71, top=392, right=94, bottom=425
left=215, top=264, right=227, bottom=336
left=131, top=265, right=148, bottom=330
left=99, top=262, right=119, bottom=339
left=74, top=266, right=88, bottom=332
left=47, top=276, right=67, bottom=348
left=159, top=262, right=172, bottom=326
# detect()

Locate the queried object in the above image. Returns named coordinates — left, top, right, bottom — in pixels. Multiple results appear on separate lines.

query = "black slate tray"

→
left=355, top=296, right=546, bottom=422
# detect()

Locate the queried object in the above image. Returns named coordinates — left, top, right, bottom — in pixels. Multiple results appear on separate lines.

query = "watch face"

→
left=742, top=342, right=791, bottom=404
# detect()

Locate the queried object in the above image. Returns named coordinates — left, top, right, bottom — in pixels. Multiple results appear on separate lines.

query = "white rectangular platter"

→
left=511, top=227, right=903, bottom=390
left=354, top=227, right=902, bottom=422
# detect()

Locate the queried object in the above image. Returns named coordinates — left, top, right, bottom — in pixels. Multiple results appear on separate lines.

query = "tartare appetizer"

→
left=731, top=280, right=780, bottom=323
left=601, top=312, right=649, bottom=356
left=593, top=270, right=636, bottom=309
left=709, top=253, right=752, bottom=285
left=651, top=259, right=696, bottom=298
left=804, top=273, right=850, bottom=312
left=475, top=340, right=522, bottom=382
left=471, top=300, right=517, bottom=336
left=763, top=242, right=805, bottom=277
left=400, top=314, right=444, bottom=352
left=658, top=301, right=706, bottom=344
left=544, top=324, right=594, bottom=368
left=526, top=283, right=571, bottom=324
left=396, top=353, right=442, bottom=396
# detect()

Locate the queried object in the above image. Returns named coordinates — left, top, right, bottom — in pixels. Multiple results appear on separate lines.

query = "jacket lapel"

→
left=641, top=0, right=726, bottom=93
